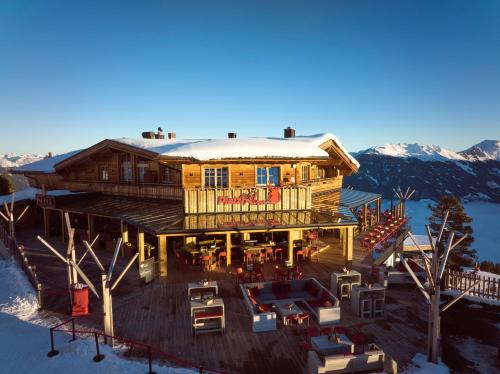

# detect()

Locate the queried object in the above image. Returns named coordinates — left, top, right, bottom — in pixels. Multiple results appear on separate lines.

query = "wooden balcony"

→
left=63, top=181, right=184, bottom=200
left=304, top=177, right=343, bottom=195
left=184, top=186, right=311, bottom=214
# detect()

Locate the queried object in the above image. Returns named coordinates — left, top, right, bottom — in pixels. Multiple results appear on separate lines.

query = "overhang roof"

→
left=47, top=193, right=357, bottom=235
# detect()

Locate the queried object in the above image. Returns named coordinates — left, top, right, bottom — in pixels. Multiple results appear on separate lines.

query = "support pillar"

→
left=363, top=203, right=368, bottom=229
left=376, top=198, right=381, bottom=224
left=43, top=208, right=51, bottom=237
left=121, top=222, right=128, bottom=256
left=346, top=226, right=354, bottom=264
left=137, top=230, right=145, bottom=263
left=157, top=236, right=167, bottom=277
left=226, top=232, right=232, bottom=266
left=287, top=229, right=302, bottom=265
left=87, top=214, right=94, bottom=242
left=60, top=211, right=66, bottom=243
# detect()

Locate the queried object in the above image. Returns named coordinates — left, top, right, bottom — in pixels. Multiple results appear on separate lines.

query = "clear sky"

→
left=1, top=0, right=499, bottom=154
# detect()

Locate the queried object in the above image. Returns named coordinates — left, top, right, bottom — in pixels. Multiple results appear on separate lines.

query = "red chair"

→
left=217, top=251, right=227, bottom=267
left=236, top=267, right=248, bottom=284
left=265, top=247, right=274, bottom=262
left=296, top=249, right=305, bottom=262
left=274, top=266, right=287, bottom=281
left=285, top=314, right=298, bottom=327
left=297, top=312, right=310, bottom=327
left=202, top=254, right=212, bottom=271
left=320, top=326, right=333, bottom=335
left=274, top=247, right=284, bottom=261
left=254, top=267, right=265, bottom=281
left=245, top=251, right=254, bottom=263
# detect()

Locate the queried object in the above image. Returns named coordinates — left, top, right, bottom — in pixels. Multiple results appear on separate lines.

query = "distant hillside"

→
left=346, top=140, right=500, bottom=202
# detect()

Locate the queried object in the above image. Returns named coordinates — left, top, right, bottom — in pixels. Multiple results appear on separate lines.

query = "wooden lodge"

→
left=14, top=128, right=383, bottom=278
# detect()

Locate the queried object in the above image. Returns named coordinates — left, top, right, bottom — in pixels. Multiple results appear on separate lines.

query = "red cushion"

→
left=194, top=312, right=223, bottom=319
left=249, top=296, right=258, bottom=305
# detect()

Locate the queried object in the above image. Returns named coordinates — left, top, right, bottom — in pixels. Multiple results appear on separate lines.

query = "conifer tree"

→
left=0, top=173, right=15, bottom=195
left=427, top=196, right=476, bottom=268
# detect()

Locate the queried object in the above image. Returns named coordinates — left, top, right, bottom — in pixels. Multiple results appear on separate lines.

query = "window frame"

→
left=98, top=166, right=109, bottom=182
left=256, top=166, right=280, bottom=186
left=301, top=165, right=309, bottom=182
left=204, top=167, right=228, bottom=188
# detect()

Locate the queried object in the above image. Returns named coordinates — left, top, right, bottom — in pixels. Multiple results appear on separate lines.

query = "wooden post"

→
left=376, top=198, right=381, bottom=224
left=87, top=214, right=94, bottom=242
left=137, top=230, right=145, bottom=263
left=102, top=274, right=114, bottom=345
left=120, top=222, right=128, bottom=256
left=363, top=203, right=368, bottom=229
left=288, top=230, right=294, bottom=265
left=226, top=232, right=232, bottom=266
left=43, top=208, right=51, bottom=237
left=346, top=226, right=354, bottom=264
left=60, top=211, right=66, bottom=243
left=157, top=235, right=167, bottom=277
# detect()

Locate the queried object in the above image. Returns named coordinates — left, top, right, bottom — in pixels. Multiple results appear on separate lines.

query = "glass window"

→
left=99, top=166, right=109, bottom=181
left=257, top=167, right=280, bottom=186
left=301, top=165, right=309, bottom=182
left=121, top=161, right=132, bottom=182
left=204, top=167, right=228, bottom=188
left=163, top=167, right=172, bottom=183
left=137, top=163, right=148, bottom=183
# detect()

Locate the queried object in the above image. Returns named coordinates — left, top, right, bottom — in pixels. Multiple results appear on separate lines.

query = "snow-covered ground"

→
left=0, top=258, right=194, bottom=374
left=402, top=353, right=449, bottom=374
left=385, top=199, right=500, bottom=262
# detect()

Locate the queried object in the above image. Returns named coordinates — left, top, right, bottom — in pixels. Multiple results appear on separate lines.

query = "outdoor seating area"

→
left=351, top=283, right=386, bottom=319
left=240, top=278, right=340, bottom=332
left=359, top=213, right=408, bottom=252
left=188, top=280, right=225, bottom=336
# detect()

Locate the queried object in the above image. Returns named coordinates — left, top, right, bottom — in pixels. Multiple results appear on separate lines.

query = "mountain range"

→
left=346, top=140, right=500, bottom=202
left=1, top=140, right=499, bottom=202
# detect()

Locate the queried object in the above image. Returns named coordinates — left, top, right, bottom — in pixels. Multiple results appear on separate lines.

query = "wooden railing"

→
left=306, top=178, right=343, bottom=195
left=63, top=181, right=184, bottom=200
left=0, top=224, right=44, bottom=308
left=443, top=268, right=499, bottom=301
left=184, top=186, right=311, bottom=214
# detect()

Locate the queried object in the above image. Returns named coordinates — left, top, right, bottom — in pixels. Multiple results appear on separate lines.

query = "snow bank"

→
left=402, top=353, right=449, bottom=373
left=0, top=258, right=195, bottom=373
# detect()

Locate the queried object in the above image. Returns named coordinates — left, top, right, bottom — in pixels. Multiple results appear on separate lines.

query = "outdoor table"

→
left=285, top=260, right=293, bottom=280
left=190, top=298, right=225, bottom=336
left=311, top=334, right=354, bottom=356
left=272, top=299, right=302, bottom=325
left=188, top=280, right=218, bottom=301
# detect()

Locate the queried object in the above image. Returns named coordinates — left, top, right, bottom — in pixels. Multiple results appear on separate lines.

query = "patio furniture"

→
left=311, top=334, right=354, bottom=356
left=273, top=299, right=302, bottom=326
left=217, top=251, right=227, bottom=267
left=188, top=280, right=218, bottom=301
left=274, top=246, right=284, bottom=261
left=240, top=278, right=340, bottom=332
left=351, top=284, right=385, bottom=319
left=190, top=298, right=225, bottom=336
left=297, top=312, right=310, bottom=327
left=330, top=271, right=362, bottom=300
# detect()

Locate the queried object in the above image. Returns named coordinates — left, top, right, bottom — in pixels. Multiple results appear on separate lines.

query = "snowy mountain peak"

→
left=0, top=153, right=45, bottom=169
left=356, top=143, right=466, bottom=162
left=459, top=140, right=500, bottom=162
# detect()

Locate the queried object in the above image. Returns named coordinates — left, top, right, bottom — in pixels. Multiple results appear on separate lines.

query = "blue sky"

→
left=1, top=0, right=499, bottom=154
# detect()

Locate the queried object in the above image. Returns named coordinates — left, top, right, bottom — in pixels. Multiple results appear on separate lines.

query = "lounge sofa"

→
left=307, top=346, right=385, bottom=374
left=240, top=278, right=340, bottom=332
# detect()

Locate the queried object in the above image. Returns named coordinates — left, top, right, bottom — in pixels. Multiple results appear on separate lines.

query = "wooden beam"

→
left=157, top=236, right=167, bottom=277
left=137, top=230, right=145, bottom=262
left=226, top=232, right=232, bottom=266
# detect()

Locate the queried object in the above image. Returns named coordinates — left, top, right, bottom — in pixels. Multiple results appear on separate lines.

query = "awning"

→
left=46, top=193, right=357, bottom=235
left=339, top=188, right=381, bottom=209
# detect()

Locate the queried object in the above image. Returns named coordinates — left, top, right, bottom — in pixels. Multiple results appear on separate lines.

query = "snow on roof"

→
left=0, top=188, right=80, bottom=205
left=403, top=235, right=434, bottom=251
left=113, top=133, right=360, bottom=166
left=15, top=150, right=82, bottom=173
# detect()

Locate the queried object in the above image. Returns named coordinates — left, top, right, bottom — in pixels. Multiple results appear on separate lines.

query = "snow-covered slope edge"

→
left=0, top=258, right=194, bottom=373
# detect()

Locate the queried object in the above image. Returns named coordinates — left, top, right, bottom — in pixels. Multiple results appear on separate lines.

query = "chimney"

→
left=168, top=132, right=176, bottom=140
left=142, top=131, right=156, bottom=139
left=284, top=126, right=295, bottom=138
left=228, top=132, right=237, bottom=139
left=156, top=127, right=165, bottom=139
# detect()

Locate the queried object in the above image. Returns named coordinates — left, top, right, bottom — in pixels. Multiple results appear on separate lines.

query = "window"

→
left=163, top=167, right=172, bottom=183
left=316, top=166, right=326, bottom=179
left=98, top=166, right=109, bottom=181
left=301, top=165, right=309, bottom=182
left=204, top=167, right=228, bottom=188
left=137, top=162, right=148, bottom=183
left=257, top=167, right=280, bottom=186
left=121, top=161, right=132, bottom=182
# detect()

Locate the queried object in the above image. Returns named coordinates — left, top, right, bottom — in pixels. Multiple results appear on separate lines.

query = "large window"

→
left=204, top=167, right=228, bottom=188
left=137, top=162, right=148, bottom=183
left=121, top=161, right=132, bottom=182
left=301, top=165, right=309, bottom=182
left=257, top=167, right=280, bottom=186
left=98, top=166, right=109, bottom=181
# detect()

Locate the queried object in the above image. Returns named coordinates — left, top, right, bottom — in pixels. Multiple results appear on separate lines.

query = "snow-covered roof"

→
left=15, top=150, right=82, bottom=173
left=113, top=133, right=360, bottom=166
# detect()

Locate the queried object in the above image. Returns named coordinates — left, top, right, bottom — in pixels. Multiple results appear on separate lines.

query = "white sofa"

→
left=307, top=348, right=385, bottom=374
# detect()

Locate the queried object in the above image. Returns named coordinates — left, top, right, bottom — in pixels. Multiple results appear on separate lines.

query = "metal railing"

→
left=48, top=318, right=228, bottom=374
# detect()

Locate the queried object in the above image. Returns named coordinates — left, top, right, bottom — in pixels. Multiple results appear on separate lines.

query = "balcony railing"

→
left=303, top=178, right=343, bottom=194
left=63, top=181, right=184, bottom=200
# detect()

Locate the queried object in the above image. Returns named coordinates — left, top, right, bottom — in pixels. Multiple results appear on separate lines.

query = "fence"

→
left=0, top=223, right=44, bottom=308
left=443, top=268, right=500, bottom=301
left=48, top=318, right=228, bottom=374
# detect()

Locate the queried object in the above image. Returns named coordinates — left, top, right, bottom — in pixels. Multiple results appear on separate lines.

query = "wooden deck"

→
left=16, top=228, right=428, bottom=374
